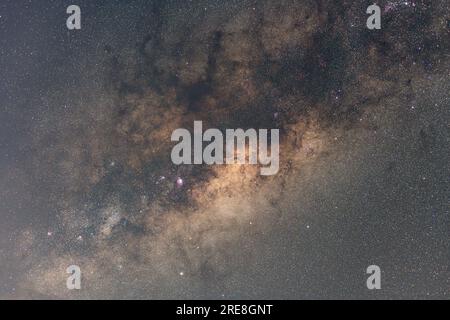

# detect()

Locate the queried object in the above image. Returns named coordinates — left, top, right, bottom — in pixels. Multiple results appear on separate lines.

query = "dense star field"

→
left=0, top=0, right=448, bottom=299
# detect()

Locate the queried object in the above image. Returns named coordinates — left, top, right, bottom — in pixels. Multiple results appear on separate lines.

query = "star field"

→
left=0, top=0, right=448, bottom=299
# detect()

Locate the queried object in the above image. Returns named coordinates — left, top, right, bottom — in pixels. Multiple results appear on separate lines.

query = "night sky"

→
left=0, top=0, right=448, bottom=299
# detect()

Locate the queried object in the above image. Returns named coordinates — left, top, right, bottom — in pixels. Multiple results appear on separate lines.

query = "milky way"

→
left=0, top=0, right=448, bottom=299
